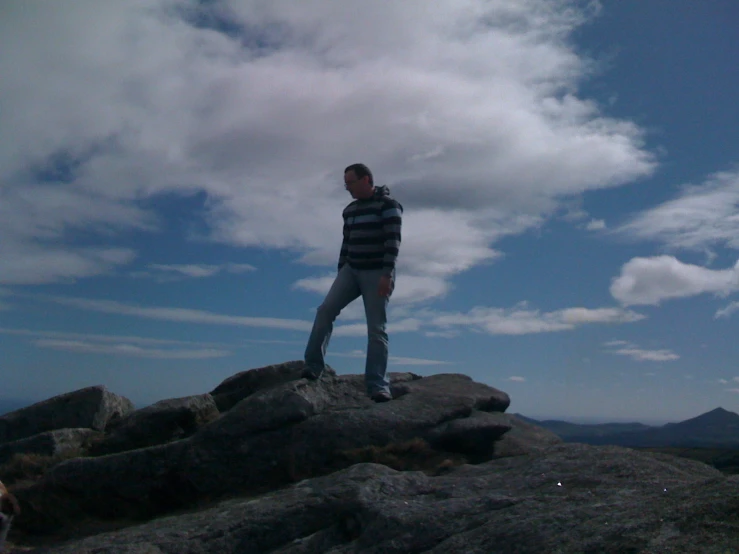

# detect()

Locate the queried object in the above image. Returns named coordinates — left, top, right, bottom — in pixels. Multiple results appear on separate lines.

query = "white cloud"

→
left=333, top=349, right=452, bottom=366
left=617, top=170, right=739, bottom=251
left=293, top=272, right=452, bottom=306
left=603, top=339, right=629, bottom=347
left=603, top=340, right=679, bottom=362
left=559, top=197, right=590, bottom=223
left=725, top=389, right=739, bottom=394
left=1, top=0, right=654, bottom=290
left=559, top=307, right=644, bottom=324
left=718, top=379, right=729, bottom=384
left=0, top=326, right=234, bottom=348
left=716, top=301, right=739, bottom=319
left=34, top=339, right=229, bottom=359
left=28, top=293, right=643, bottom=340
left=586, top=219, right=606, bottom=231
left=610, top=255, right=739, bottom=306
left=424, top=330, right=460, bottom=339
left=333, top=318, right=423, bottom=337
left=132, top=262, right=257, bottom=281
left=0, top=245, right=137, bottom=285
left=426, top=304, right=644, bottom=336
left=506, top=376, right=526, bottom=382
left=733, top=377, right=739, bottom=383
left=41, top=295, right=312, bottom=331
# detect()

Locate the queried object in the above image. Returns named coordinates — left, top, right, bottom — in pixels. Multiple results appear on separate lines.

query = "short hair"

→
left=344, top=163, right=373, bottom=185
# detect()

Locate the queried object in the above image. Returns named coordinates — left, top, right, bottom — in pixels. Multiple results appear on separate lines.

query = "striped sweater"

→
left=338, top=185, right=403, bottom=274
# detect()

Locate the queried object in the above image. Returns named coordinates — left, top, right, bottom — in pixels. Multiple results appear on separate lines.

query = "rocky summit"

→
left=1, top=361, right=738, bottom=553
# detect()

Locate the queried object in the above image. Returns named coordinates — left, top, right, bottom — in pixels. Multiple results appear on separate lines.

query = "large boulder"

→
left=24, top=443, right=739, bottom=553
left=209, top=361, right=333, bottom=412
left=0, top=428, right=101, bottom=465
left=89, top=394, right=220, bottom=456
left=426, top=410, right=512, bottom=459
left=13, top=367, right=512, bottom=534
left=0, top=386, right=134, bottom=444
left=492, top=413, right=564, bottom=457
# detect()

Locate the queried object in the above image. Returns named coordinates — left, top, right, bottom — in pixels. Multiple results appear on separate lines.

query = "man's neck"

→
left=357, top=187, right=375, bottom=200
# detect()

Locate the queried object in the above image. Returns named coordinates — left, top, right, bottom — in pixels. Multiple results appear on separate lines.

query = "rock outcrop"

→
left=88, top=394, right=220, bottom=456
left=0, top=429, right=101, bottom=466
left=11, top=366, right=512, bottom=533
left=0, top=386, right=133, bottom=444
left=22, top=444, right=739, bottom=553
left=3, top=361, right=739, bottom=553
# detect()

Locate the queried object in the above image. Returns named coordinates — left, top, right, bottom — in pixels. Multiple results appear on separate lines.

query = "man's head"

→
left=344, top=163, right=375, bottom=199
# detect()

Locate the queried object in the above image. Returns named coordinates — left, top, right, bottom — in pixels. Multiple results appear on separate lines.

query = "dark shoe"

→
left=370, top=391, right=392, bottom=403
left=301, top=368, right=321, bottom=381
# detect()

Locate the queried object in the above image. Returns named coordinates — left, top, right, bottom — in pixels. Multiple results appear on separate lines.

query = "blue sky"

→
left=2, top=0, right=739, bottom=424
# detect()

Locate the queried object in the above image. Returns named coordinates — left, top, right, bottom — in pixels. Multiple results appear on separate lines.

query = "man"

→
left=303, top=163, right=403, bottom=402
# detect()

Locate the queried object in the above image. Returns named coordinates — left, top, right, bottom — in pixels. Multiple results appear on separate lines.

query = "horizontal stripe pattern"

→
left=338, top=191, right=403, bottom=273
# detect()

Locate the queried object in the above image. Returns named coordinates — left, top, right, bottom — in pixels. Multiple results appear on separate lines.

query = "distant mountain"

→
left=0, top=398, right=35, bottom=416
left=519, top=408, right=739, bottom=449
left=513, top=414, right=652, bottom=439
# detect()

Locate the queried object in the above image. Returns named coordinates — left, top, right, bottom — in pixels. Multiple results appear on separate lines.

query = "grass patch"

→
left=0, top=449, right=85, bottom=487
left=336, top=438, right=468, bottom=475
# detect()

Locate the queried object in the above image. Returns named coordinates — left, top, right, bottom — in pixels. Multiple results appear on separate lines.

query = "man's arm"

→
left=381, top=200, right=402, bottom=276
left=338, top=220, right=349, bottom=271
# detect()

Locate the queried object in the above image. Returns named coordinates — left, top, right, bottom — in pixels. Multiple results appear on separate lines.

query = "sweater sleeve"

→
left=382, top=200, right=402, bottom=274
left=338, top=218, right=349, bottom=271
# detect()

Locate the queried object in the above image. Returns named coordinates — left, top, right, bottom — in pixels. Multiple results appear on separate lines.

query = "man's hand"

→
left=378, top=274, right=393, bottom=298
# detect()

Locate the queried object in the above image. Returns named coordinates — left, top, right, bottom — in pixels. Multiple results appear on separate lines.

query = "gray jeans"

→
left=304, top=265, right=394, bottom=395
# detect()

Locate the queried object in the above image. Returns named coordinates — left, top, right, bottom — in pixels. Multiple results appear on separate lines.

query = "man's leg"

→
left=359, top=269, right=393, bottom=397
left=303, top=265, right=360, bottom=379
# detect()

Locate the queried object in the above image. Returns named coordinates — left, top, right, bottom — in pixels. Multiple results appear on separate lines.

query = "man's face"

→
left=344, top=170, right=371, bottom=198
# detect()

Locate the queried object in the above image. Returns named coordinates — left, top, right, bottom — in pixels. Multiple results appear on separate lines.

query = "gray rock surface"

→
left=10, top=363, right=737, bottom=553
left=89, top=394, right=220, bottom=456
left=12, top=365, right=511, bottom=535
left=26, top=443, right=739, bottom=553
left=209, top=361, right=329, bottom=412
left=426, top=410, right=512, bottom=458
left=0, top=387, right=134, bottom=444
left=0, top=429, right=102, bottom=465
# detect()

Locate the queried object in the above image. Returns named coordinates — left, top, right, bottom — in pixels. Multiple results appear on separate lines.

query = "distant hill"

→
left=519, top=408, right=739, bottom=449
left=514, top=414, right=652, bottom=439
left=0, top=398, right=34, bottom=416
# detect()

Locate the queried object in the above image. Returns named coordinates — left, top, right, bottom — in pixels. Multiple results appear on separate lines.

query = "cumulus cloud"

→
left=610, top=255, right=739, bottom=306
left=506, top=376, right=526, bottom=382
left=603, top=340, right=679, bottom=362
left=586, top=219, right=606, bottom=231
left=1, top=0, right=654, bottom=292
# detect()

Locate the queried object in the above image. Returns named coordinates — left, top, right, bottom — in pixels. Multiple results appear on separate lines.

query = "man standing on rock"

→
left=303, top=163, right=403, bottom=403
